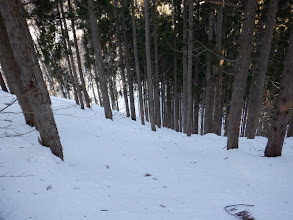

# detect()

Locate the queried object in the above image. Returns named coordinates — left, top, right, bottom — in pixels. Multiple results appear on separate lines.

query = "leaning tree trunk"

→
left=68, top=0, right=91, bottom=108
left=246, top=0, right=278, bottom=139
left=265, top=28, right=293, bottom=157
left=0, top=0, right=63, bottom=160
left=186, top=0, right=193, bottom=137
left=88, top=0, right=112, bottom=119
left=0, top=15, right=35, bottom=126
left=131, top=0, right=145, bottom=125
left=121, top=0, right=136, bottom=121
left=144, top=0, right=156, bottom=131
left=226, top=0, right=257, bottom=150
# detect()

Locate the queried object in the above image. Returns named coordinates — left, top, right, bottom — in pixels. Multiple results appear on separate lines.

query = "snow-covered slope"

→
left=0, top=91, right=293, bottom=220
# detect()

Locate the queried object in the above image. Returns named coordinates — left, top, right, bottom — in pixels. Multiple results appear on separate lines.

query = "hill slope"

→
left=0, top=91, right=293, bottom=220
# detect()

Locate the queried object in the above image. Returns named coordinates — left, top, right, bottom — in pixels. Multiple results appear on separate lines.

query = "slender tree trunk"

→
left=114, top=0, right=130, bottom=117
left=0, top=71, right=8, bottom=92
left=130, top=0, right=144, bottom=125
left=121, top=0, right=136, bottom=120
left=182, top=0, right=188, bottom=133
left=58, top=2, right=84, bottom=109
left=265, top=28, right=293, bottom=157
left=173, top=1, right=179, bottom=132
left=186, top=0, right=193, bottom=136
left=144, top=0, right=156, bottom=131
left=88, top=0, right=112, bottom=119
left=246, top=0, right=278, bottom=139
left=227, top=0, right=257, bottom=149
left=0, top=0, right=63, bottom=160
left=144, top=80, right=149, bottom=122
left=93, top=63, right=103, bottom=106
left=193, top=58, right=199, bottom=134
left=153, top=1, right=161, bottom=128
left=204, top=5, right=215, bottom=134
left=68, top=0, right=90, bottom=108
left=214, top=0, right=225, bottom=135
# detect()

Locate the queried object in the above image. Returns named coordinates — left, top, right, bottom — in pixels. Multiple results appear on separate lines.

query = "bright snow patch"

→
left=0, top=91, right=293, bottom=220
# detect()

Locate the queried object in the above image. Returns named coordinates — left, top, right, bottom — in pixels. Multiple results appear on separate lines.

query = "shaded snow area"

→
left=0, top=91, right=293, bottom=220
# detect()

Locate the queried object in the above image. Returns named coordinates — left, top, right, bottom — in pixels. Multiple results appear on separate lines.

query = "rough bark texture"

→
left=121, top=0, right=136, bottom=121
left=153, top=1, right=161, bottom=128
left=68, top=0, right=90, bottom=108
left=144, top=0, right=156, bottom=131
left=88, top=0, right=112, bottom=119
left=204, top=5, right=215, bottom=134
left=246, top=0, right=278, bottom=139
left=265, top=28, right=293, bottom=157
left=186, top=0, right=193, bottom=136
left=227, top=0, right=257, bottom=149
left=0, top=15, right=35, bottom=126
left=59, top=2, right=84, bottom=109
left=131, top=0, right=145, bottom=125
left=0, top=0, right=63, bottom=160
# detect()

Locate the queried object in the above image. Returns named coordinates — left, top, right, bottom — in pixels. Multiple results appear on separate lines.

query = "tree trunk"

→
left=114, top=0, right=130, bottom=117
left=182, top=0, right=188, bottom=133
left=214, top=0, right=225, bottom=135
left=186, top=0, right=193, bottom=136
left=227, top=0, right=258, bottom=149
left=204, top=5, right=215, bottom=134
left=68, top=0, right=91, bottom=108
left=265, top=28, right=293, bottom=157
left=246, top=0, right=278, bottom=139
left=153, top=1, right=161, bottom=128
left=0, top=0, right=63, bottom=160
left=144, top=0, right=156, bottom=131
left=58, top=2, right=84, bottom=109
left=130, top=0, right=145, bottom=125
left=287, top=115, right=293, bottom=137
left=0, top=71, right=8, bottom=92
left=0, top=15, right=35, bottom=126
left=121, top=0, right=136, bottom=121
left=88, top=0, right=112, bottom=119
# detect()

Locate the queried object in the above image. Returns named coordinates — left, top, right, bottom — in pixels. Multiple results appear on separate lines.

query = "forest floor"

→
left=0, top=91, right=293, bottom=220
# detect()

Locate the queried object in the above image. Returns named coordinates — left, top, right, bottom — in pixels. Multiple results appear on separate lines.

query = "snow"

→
left=0, top=90, right=293, bottom=220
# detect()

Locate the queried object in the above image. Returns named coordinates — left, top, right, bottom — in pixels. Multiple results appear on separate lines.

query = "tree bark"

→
left=204, top=5, right=215, bottom=134
left=186, top=0, right=193, bottom=136
left=153, top=1, right=161, bottom=128
left=130, top=0, right=144, bottom=125
left=88, top=0, right=112, bottom=119
left=246, top=0, right=278, bottom=139
left=68, top=0, right=91, bottom=108
left=227, top=0, right=258, bottom=149
left=265, top=28, right=293, bottom=157
left=121, top=0, right=136, bottom=121
left=144, top=0, right=156, bottom=131
left=287, top=115, right=293, bottom=137
left=0, top=70, right=8, bottom=92
left=0, top=0, right=63, bottom=160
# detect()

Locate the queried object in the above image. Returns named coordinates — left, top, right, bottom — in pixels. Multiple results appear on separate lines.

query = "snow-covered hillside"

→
left=0, top=91, right=293, bottom=220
